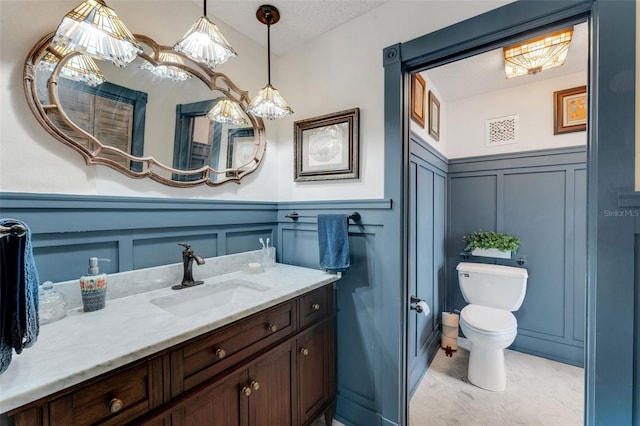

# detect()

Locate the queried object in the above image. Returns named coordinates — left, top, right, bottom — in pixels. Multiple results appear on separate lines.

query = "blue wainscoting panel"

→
left=503, top=170, right=567, bottom=338
left=407, top=133, right=447, bottom=396
left=447, top=147, right=587, bottom=366
left=35, top=241, right=119, bottom=282
left=132, top=232, right=218, bottom=270
left=573, top=169, right=587, bottom=343
left=281, top=228, right=320, bottom=269
left=0, top=193, right=278, bottom=283
left=277, top=199, right=395, bottom=426
left=226, top=229, right=274, bottom=255
left=448, top=174, right=497, bottom=311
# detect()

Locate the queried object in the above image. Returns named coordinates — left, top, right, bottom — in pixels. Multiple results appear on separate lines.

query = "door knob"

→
left=241, top=386, right=252, bottom=397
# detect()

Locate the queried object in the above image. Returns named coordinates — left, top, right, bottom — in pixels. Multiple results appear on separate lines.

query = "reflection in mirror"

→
left=172, top=99, right=256, bottom=184
left=24, top=33, right=265, bottom=187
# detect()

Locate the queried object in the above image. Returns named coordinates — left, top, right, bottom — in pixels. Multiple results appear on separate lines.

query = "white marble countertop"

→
left=0, top=263, right=338, bottom=414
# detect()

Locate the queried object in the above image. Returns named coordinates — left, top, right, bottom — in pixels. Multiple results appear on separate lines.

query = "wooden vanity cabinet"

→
left=172, top=340, right=296, bottom=426
left=297, top=319, right=335, bottom=426
left=8, top=357, right=165, bottom=426
left=163, top=284, right=334, bottom=426
left=174, top=301, right=296, bottom=393
left=5, top=283, right=335, bottom=426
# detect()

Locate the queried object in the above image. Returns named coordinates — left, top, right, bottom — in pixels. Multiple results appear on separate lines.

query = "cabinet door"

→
left=176, top=369, right=249, bottom=426
left=297, top=320, right=335, bottom=425
left=248, top=341, right=295, bottom=426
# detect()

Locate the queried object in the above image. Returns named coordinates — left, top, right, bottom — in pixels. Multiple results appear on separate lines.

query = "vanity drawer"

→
left=298, top=285, right=332, bottom=328
left=48, top=360, right=160, bottom=426
left=181, top=301, right=295, bottom=390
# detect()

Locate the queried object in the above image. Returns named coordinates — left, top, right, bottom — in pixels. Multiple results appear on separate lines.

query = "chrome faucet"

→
left=172, top=243, right=206, bottom=290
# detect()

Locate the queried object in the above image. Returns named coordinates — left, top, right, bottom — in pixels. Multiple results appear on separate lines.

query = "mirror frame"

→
left=23, top=33, right=266, bottom=187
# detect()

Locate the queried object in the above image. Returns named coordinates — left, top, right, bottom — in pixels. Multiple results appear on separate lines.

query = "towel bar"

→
left=0, top=223, right=26, bottom=238
left=286, top=211, right=361, bottom=222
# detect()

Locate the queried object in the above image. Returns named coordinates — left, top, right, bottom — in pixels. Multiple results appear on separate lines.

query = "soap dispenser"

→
left=79, top=257, right=109, bottom=312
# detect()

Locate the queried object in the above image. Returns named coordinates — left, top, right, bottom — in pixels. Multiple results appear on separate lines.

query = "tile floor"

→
left=311, top=415, right=345, bottom=426
left=410, top=343, right=584, bottom=426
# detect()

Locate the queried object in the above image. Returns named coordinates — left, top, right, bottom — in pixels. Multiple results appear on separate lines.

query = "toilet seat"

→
left=461, top=304, right=516, bottom=335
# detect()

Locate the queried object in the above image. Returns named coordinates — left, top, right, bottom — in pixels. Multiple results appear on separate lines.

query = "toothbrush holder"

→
left=261, top=247, right=276, bottom=268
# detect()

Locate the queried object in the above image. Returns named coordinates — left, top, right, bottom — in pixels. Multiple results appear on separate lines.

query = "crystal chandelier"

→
left=206, top=99, right=249, bottom=125
left=39, top=45, right=105, bottom=87
left=173, top=0, right=237, bottom=69
left=140, top=52, right=192, bottom=82
left=52, top=0, right=142, bottom=69
left=247, top=5, right=293, bottom=120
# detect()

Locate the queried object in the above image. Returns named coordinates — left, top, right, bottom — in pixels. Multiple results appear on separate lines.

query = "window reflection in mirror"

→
left=36, top=73, right=147, bottom=171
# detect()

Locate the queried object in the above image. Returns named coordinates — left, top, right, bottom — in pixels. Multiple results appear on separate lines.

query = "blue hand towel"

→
left=0, top=219, right=40, bottom=374
left=317, top=214, right=350, bottom=273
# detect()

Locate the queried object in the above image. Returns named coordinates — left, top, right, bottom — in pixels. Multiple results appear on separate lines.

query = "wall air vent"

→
left=486, top=115, right=518, bottom=147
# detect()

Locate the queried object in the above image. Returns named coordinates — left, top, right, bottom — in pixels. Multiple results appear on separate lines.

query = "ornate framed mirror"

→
left=24, top=33, right=266, bottom=187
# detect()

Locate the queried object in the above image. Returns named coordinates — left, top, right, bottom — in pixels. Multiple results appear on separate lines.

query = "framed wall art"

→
left=294, top=108, right=359, bottom=182
left=226, top=127, right=255, bottom=176
left=411, top=73, right=426, bottom=127
left=428, top=90, right=440, bottom=141
left=554, top=85, right=587, bottom=134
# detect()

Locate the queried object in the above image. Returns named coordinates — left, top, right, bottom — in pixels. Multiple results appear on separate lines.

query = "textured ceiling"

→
left=203, top=2, right=587, bottom=100
left=207, top=1, right=385, bottom=55
left=425, top=22, right=589, bottom=101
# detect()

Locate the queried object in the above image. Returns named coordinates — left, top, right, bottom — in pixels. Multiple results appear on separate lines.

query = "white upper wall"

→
left=273, top=0, right=512, bottom=202
left=0, top=1, right=276, bottom=199
left=444, top=71, right=587, bottom=158
left=0, top=0, right=512, bottom=200
left=410, top=72, right=448, bottom=158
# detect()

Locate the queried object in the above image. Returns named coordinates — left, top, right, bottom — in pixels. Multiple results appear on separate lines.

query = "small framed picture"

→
left=226, top=128, right=255, bottom=176
left=554, top=85, right=587, bottom=134
left=428, top=91, right=440, bottom=141
left=294, top=108, right=359, bottom=182
left=411, top=73, right=426, bottom=127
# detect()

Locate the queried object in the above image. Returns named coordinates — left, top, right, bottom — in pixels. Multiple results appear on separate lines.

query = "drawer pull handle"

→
left=216, top=348, right=226, bottom=359
left=312, top=303, right=321, bottom=311
left=268, top=323, right=278, bottom=333
left=300, top=348, right=309, bottom=356
left=109, top=398, right=124, bottom=413
left=251, top=381, right=260, bottom=391
left=241, top=386, right=252, bottom=397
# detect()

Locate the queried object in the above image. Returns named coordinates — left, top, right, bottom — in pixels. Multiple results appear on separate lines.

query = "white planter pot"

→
left=471, top=248, right=512, bottom=259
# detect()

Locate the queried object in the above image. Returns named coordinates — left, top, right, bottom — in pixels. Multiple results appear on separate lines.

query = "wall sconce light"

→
left=247, top=5, right=294, bottom=120
left=173, top=0, right=237, bottom=69
left=503, top=28, right=573, bottom=79
left=52, top=0, right=142, bottom=69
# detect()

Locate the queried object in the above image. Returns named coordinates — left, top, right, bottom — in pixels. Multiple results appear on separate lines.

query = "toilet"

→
left=456, top=262, right=528, bottom=391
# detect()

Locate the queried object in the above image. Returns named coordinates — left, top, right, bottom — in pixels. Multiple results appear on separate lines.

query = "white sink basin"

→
left=150, top=278, right=269, bottom=317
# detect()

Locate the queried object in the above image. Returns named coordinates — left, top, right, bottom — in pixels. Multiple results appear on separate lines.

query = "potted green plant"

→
left=463, top=230, right=520, bottom=259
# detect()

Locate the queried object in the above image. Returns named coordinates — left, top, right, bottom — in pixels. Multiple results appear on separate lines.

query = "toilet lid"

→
left=461, top=305, right=517, bottom=334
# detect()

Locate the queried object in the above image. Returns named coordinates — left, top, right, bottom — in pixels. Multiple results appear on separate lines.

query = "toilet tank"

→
left=457, top=262, right=528, bottom=311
